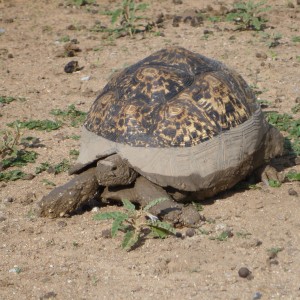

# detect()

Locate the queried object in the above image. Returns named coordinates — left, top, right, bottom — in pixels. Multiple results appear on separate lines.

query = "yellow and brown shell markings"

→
left=85, top=47, right=255, bottom=148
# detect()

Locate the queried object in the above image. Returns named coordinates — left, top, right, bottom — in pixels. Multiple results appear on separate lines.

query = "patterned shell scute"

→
left=85, top=47, right=255, bottom=148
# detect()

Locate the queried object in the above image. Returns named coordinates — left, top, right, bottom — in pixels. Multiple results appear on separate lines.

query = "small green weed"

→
left=192, top=202, right=204, bottom=211
left=0, top=127, right=21, bottom=159
left=53, top=159, right=70, bottom=174
left=42, top=179, right=56, bottom=186
left=268, top=179, right=281, bottom=188
left=69, top=134, right=81, bottom=140
left=267, top=247, right=283, bottom=256
left=1, top=150, right=38, bottom=169
left=94, top=198, right=176, bottom=251
left=35, top=162, right=51, bottom=174
left=69, top=149, right=80, bottom=158
left=236, top=231, right=252, bottom=238
left=267, top=33, right=282, bottom=48
left=291, top=104, right=300, bottom=114
left=285, top=170, right=300, bottom=182
left=8, top=120, right=62, bottom=131
left=50, top=104, right=86, bottom=127
left=97, top=0, right=151, bottom=38
left=226, top=0, right=271, bottom=31
left=58, top=35, right=71, bottom=43
left=0, top=170, right=27, bottom=181
left=210, top=231, right=231, bottom=241
left=0, top=96, right=17, bottom=104
left=291, top=36, right=300, bottom=43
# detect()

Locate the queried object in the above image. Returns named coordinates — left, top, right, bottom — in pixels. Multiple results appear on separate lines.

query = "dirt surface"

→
left=1, top=0, right=300, bottom=299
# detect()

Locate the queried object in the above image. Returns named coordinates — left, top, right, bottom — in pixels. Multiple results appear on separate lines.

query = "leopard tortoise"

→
left=38, top=47, right=283, bottom=226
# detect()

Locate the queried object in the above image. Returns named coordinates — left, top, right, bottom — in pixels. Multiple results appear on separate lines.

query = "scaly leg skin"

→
left=37, top=168, right=98, bottom=218
left=253, top=125, right=285, bottom=186
left=101, top=176, right=201, bottom=227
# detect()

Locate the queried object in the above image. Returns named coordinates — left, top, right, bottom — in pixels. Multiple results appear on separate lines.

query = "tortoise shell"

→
left=85, top=47, right=256, bottom=148
left=73, top=47, right=270, bottom=192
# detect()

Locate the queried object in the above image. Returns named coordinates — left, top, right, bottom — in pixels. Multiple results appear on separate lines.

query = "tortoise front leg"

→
left=37, top=168, right=98, bottom=218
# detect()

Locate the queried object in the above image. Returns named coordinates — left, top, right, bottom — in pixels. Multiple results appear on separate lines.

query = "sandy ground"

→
left=1, top=0, right=300, bottom=299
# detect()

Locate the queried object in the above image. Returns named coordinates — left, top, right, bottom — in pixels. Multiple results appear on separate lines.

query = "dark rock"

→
left=186, top=228, right=195, bottom=237
left=288, top=188, right=298, bottom=197
left=64, top=60, right=82, bottom=73
left=102, top=229, right=112, bottom=238
left=238, top=267, right=251, bottom=278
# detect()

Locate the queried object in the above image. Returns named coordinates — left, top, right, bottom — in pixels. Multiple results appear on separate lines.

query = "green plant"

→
left=285, top=170, right=300, bottom=182
left=97, top=0, right=150, bottom=37
left=35, top=162, right=51, bottom=174
left=50, top=104, right=87, bottom=127
left=236, top=231, right=252, bottom=238
left=0, top=170, right=27, bottom=181
left=192, top=202, right=204, bottom=211
left=1, top=150, right=38, bottom=169
left=267, top=33, right=282, bottom=48
left=42, top=179, right=56, bottom=186
left=58, top=35, right=71, bottom=43
left=8, top=120, right=62, bottom=131
left=267, top=247, right=283, bottom=255
left=0, top=127, right=21, bottom=159
left=0, top=96, right=17, bottom=104
left=268, top=50, right=278, bottom=60
left=94, top=199, right=176, bottom=251
left=210, top=231, right=231, bottom=241
left=226, top=1, right=271, bottom=31
left=69, top=149, right=80, bottom=158
left=268, top=179, right=281, bottom=188
left=291, top=36, right=300, bottom=43
left=53, top=159, right=70, bottom=174
left=291, top=104, right=300, bottom=114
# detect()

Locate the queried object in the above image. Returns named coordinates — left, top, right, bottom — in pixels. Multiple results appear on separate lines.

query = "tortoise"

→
left=37, top=47, right=283, bottom=226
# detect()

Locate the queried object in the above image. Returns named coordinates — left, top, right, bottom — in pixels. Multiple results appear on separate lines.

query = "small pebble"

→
left=39, top=291, right=57, bottom=299
left=175, top=232, right=183, bottom=238
left=23, top=173, right=35, bottom=180
left=9, top=266, right=21, bottom=274
left=256, top=52, right=268, bottom=59
left=81, top=75, right=91, bottom=81
left=8, top=53, right=13, bottom=58
left=57, top=221, right=67, bottom=228
left=238, top=267, right=251, bottom=278
left=0, top=215, right=7, bottom=222
left=101, top=229, right=112, bottom=238
left=3, top=197, right=14, bottom=203
left=186, top=228, right=195, bottom=237
left=173, top=0, right=183, bottom=4
left=288, top=188, right=298, bottom=197
left=0, top=28, right=5, bottom=34
left=253, top=292, right=262, bottom=300
left=91, top=207, right=100, bottom=213
left=295, top=97, right=300, bottom=103
left=64, top=60, right=80, bottom=73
